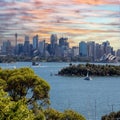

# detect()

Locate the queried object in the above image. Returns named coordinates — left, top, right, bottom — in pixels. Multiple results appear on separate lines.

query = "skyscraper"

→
left=87, top=41, right=96, bottom=61
left=50, top=34, right=57, bottom=55
left=1, top=40, right=12, bottom=55
left=102, top=41, right=110, bottom=54
left=33, top=35, right=38, bottom=50
left=23, top=35, right=30, bottom=56
left=15, top=33, right=18, bottom=55
left=15, top=33, right=17, bottom=47
left=39, top=40, right=45, bottom=56
left=59, top=37, right=68, bottom=47
left=79, top=41, right=88, bottom=57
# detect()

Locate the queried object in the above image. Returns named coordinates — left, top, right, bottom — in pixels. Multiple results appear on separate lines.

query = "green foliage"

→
left=0, top=67, right=50, bottom=108
left=58, top=63, right=120, bottom=76
left=0, top=89, right=35, bottom=120
left=44, top=108, right=62, bottom=120
left=44, top=108, right=86, bottom=120
left=0, top=67, right=86, bottom=120
left=102, top=111, right=120, bottom=120
left=61, top=110, right=86, bottom=120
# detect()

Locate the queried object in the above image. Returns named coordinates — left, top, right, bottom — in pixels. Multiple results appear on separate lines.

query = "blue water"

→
left=0, top=62, right=120, bottom=120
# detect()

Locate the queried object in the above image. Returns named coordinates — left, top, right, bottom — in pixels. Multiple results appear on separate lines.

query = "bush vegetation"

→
left=58, top=63, right=120, bottom=76
left=0, top=67, right=86, bottom=120
left=102, top=111, right=120, bottom=120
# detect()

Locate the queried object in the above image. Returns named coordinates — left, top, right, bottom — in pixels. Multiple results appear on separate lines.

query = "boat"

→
left=32, top=61, right=40, bottom=66
left=84, top=71, right=92, bottom=80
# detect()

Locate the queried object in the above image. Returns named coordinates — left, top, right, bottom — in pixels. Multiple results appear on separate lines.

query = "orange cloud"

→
left=72, top=0, right=120, bottom=5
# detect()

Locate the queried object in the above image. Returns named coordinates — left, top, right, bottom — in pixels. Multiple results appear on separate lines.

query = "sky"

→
left=0, top=0, right=120, bottom=50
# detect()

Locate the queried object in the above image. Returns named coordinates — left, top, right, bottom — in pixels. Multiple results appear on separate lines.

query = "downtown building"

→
left=79, top=41, right=115, bottom=62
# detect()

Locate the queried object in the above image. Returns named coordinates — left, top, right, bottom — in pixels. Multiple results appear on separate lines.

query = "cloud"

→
left=0, top=0, right=119, bottom=50
left=72, top=0, right=120, bottom=5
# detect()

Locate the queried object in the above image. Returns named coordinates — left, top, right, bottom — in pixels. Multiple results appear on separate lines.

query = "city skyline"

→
left=0, top=0, right=120, bottom=50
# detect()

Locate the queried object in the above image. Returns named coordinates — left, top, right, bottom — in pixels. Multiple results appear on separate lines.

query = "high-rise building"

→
left=102, top=41, right=110, bottom=54
left=106, top=46, right=113, bottom=55
left=39, top=40, right=45, bottom=56
left=33, top=35, right=38, bottom=50
left=17, top=43, right=24, bottom=55
left=1, top=40, right=12, bottom=55
left=23, top=35, right=30, bottom=56
left=59, top=37, right=68, bottom=47
left=87, top=41, right=96, bottom=61
left=58, top=37, right=69, bottom=57
left=72, top=47, right=79, bottom=57
left=117, top=49, right=120, bottom=57
left=15, top=33, right=17, bottom=47
left=50, top=34, right=57, bottom=55
left=15, top=33, right=18, bottom=55
left=95, top=43, right=103, bottom=61
left=79, top=41, right=88, bottom=57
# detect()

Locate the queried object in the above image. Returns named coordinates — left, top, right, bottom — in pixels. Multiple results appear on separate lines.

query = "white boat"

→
left=84, top=72, right=92, bottom=80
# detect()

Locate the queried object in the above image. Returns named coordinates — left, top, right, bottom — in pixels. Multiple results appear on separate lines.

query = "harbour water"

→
left=0, top=62, right=120, bottom=120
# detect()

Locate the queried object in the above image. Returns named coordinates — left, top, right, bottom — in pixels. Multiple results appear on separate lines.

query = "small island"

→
left=58, top=63, right=120, bottom=76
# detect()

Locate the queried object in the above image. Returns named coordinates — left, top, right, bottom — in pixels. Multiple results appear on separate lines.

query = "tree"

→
left=102, top=111, right=120, bottom=120
left=0, top=67, right=50, bottom=109
left=0, top=67, right=86, bottom=120
left=0, top=88, right=35, bottom=120
left=44, top=108, right=62, bottom=120
left=61, top=110, right=86, bottom=120
left=44, top=108, right=86, bottom=120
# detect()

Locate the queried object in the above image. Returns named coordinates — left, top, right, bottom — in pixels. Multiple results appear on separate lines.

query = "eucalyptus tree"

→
left=0, top=67, right=50, bottom=109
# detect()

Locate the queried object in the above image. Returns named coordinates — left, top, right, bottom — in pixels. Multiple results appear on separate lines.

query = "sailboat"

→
left=84, top=71, right=92, bottom=80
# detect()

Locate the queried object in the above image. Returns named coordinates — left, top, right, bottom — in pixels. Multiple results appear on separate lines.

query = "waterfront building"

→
left=33, top=35, right=38, bottom=50
left=17, top=43, right=24, bottom=55
left=72, top=47, right=79, bottom=57
left=1, top=40, right=13, bottom=55
left=95, top=43, right=101, bottom=61
left=59, top=37, right=69, bottom=47
left=117, top=49, right=120, bottom=57
left=23, top=35, right=30, bottom=56
left=87, top=41, right=96, bottom=61
left=50, top=34, right=58, bottom=56
left=79, top=41, right=88, bottom=57
left=102, top=41, right=110, bottom=54
left=39, top=40, right=46, bottom=56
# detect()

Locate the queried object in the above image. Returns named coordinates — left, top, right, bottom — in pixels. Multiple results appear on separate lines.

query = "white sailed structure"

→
left=84, top=72, right=92, bottom=81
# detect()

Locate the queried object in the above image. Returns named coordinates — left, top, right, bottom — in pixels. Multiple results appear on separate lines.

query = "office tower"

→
left=106, top=46, right=113, bottom=55
left=95, top=43, right=103, bottom=61
left=15, top=33, right=17, bottom=47
left=51, top=34, right=57, bottom=45
left=1, top=40, right=12, bottom=55
left=33, top=35, right=38, bottom=50
left=39, top=40, right=45, bottom=56
left=79, top=41, right=88, bottom=57
left=87, top=41, right=96, bottom=61
left=17, top=43, right=24, bottom=55
left=117, top=49, right=120, bottom=57
left=15, top=33, right=18, bottom=55
left=72, top=47, right=79, bottom=57
left=59, top=37, right=69, bottom=47
left=50, top=34, right=57, bottom=55
left=102, top=41, right=110, bottom=54
left=23, top=35, right=30, bottom=56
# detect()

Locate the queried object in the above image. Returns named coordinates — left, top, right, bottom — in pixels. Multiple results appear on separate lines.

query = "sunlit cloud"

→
left=72, top=0, right=120, bottom=5
left=0, top=0, right=120, bottom=50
